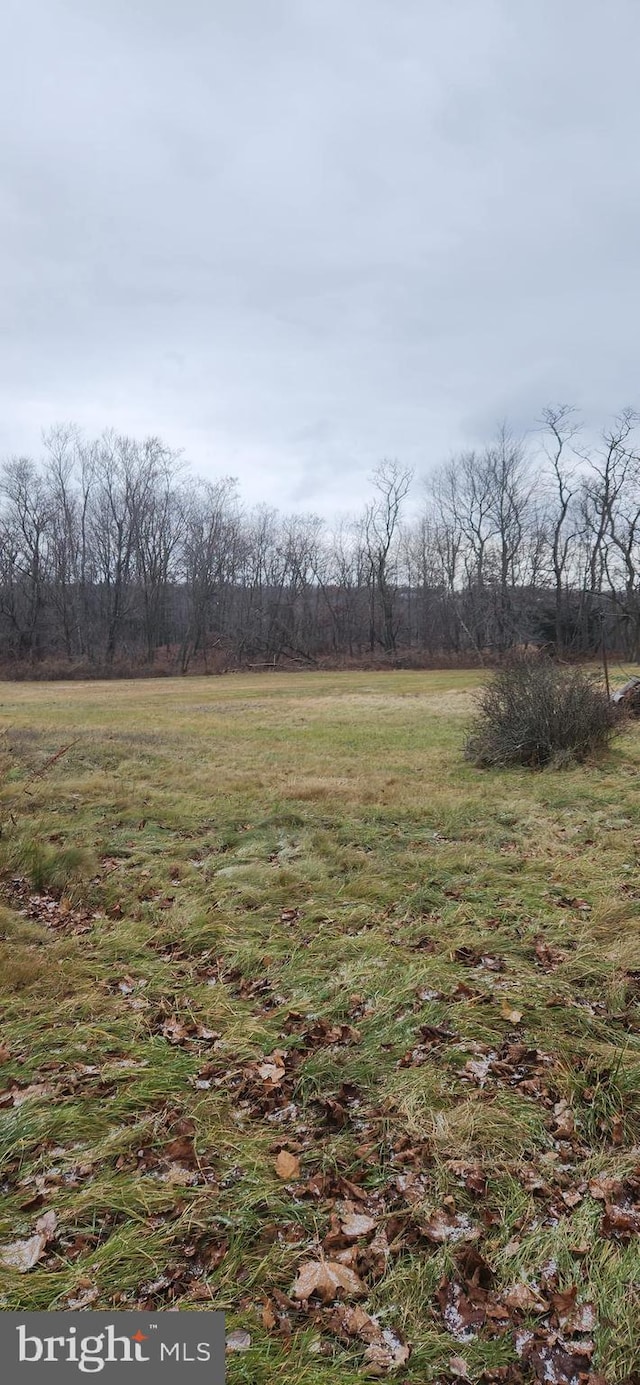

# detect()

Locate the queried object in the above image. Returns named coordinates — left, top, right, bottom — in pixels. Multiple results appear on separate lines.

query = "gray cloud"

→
left=1, top=0, right=639, bottom=512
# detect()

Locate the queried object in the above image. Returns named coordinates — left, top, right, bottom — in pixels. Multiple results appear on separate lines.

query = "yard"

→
left=0, top=671, right=638, bottom=1382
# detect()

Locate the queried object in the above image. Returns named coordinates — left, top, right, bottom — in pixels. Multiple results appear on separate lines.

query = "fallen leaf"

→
left=449, top=1357, right=470, bottom=1379
left=226, top=1330, right=251, bottom=1352
left=561, top=1301, right=596, bottom=1335
left=437, top=1277, right=486, bottom=1339
left=463, top=1056, right=493, bottom=1085
left=602, top=1201, right=640, bottom=1236
left=161, top=1017, right=191, bottom=1045
left=550, top=1285, right=577, bottom=1321
left=164, top=1134, right=197, bottom=1166
left=256, top=1052, right=287, bottom=1085
left=552, top=1099, right=576, bottom=1140
left=362, top=1328, right=410, bottom=1375
left=280, top=908, right=300, bottom=924
left=0, top=1211, right=57, bottom=1273
left=65, top=1286, right=99, bottom=1309
left=611, top=1114, right=624, bottom=1146
left=331, top=1304, right=381, bottom=1343
left=556, top=895, right=591, bottom=911
left=293, top=1258, right=365, bottom=1303
left=365, top=1226, right=391, bottom=1277
left=423, top=1210, right=479, bottom=1244
left=448, top=1162, right=488, bottom=1197
left=499, top=999, right=523, bottom=1024
left=516, top=1328, right=594, bottom=1382
left=339, top=1210, right=376, bottom=1239
left=534, top=938, right=566, bottom=970
left=503, top=1283, right=548, bottom=1313
left=275, top=1150, right=300, bottom=1180
left=261, top=1299, right=277, bottom=1330
left=7, top=1083, right=56, bottom=1108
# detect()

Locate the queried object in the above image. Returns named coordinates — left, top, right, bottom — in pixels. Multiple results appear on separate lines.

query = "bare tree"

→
left=0, top=457, right=51, bottom=658
left=363, top=460, right=413, bottom=653
left=539, top=405, right=580, bottom=652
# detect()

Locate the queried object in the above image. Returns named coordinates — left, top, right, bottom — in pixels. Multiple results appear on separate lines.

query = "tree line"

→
left=1, top=408, right=640, bottom=675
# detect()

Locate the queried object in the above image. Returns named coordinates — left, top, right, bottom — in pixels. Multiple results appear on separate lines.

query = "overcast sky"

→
left=1, top=0, right=639, bottom=514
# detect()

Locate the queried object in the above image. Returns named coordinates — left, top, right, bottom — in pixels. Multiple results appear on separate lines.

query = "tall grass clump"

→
left=465, top=656, right=620, bottom=768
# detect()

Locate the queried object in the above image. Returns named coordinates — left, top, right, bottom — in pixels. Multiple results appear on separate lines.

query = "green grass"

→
left=0, top=670, right=638, bottom=1381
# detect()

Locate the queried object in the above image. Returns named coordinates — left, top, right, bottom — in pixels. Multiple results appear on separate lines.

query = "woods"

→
left=3, top=409, right=640, bottom=674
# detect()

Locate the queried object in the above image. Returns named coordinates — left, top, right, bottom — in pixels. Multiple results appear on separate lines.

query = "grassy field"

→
left=0, top=670, right=638, bottom=1383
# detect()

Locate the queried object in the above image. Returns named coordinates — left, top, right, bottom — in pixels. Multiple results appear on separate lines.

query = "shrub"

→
left=465, top=656, right=620, bottom=768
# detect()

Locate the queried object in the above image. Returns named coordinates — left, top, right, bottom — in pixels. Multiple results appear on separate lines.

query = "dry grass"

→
left=0, top=670, right=638, bottom=1382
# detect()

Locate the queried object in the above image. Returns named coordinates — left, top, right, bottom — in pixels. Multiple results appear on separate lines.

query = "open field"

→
left=0, top=670, right=638, bottom=1382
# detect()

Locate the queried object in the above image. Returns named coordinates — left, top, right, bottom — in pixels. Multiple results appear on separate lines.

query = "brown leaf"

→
left=8, top=1083, right=56, bottom=1108
left=362, top=1329, right=410, bottom=1376
left=164, top=1135, right=197, bottom=1167
left=602, top=1201, right=640, bottom=1236
left=160, top=1162, right=200, bottom=1186
left=226, top=1330, right=251, bottom=1352
left=335, top=1304, right=381, bottom=1343
left=0, top=1210, right=57, bottom=1273
left=456, top=1245, right=494, bottom=1290
left=553, top=1100, right=575, bottom=1139
left=332, top=1245, right=360, bottom=1268
left=275, top=1150, right=300, bottom=1180
left=437, top=1278, right=486, bottom=1338
left=339, top=1210, right=376, bottom=1239
left=65, top=1285, right=99, bottom=1309
left=463, top=1056, right=493, bottom=1084
left=556, top=895, right=591, bottom=911
left=517, top=1329, right=594, bottom=1382
left=503, top=1282, right=548, bottom=1313
left=588, top=1175, right=616, bottom=1201
left=161, top=1016, right=191, bottom=1045
left=423, top=1210, right=479, bottom=1244
left=0, top=1042, right=11, bottom=1062
left=563, top=1302, right=597, bottom=1335
left=449, top=1357, right=471, bottom=1379
left=195, top=1025, right=221, bottom=1042
left=293, top=1258, right=365, bottom=1303
left=550, top=1285, right=577, bottom=1322
left=448, top=1161, right=488, bottom=1197
left=261, top=1299, right=277, bottom=1330
left=365, top=1226, right=391, bottom=1276
left=534, top=938, right=566, bottom=970
left=499, top=999, right=523, bottom=1024
left=611, top=1114, right=624, bottom=1146
left=482, top=953, right=506, bottom=971
left=256, top=1052, right=287, bottom=1085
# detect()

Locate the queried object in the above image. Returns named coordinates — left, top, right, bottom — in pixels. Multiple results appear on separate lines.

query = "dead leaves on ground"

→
left=294, top=1258, right=366, bottom=1303
left=275, top=1149, right=300, bottom=1180
left=158, top=1013, right=222, bottom=1049
left=3, top=879, right=96, bottom=935
left=225, top=1329, right=252, bottom=1353
left=589, top=1172, right=640, bottom=1237
left=435, top=1247, right=603, bottom=1384
left=0, top=1210, right=57, bottom=1272
left=289, top=1266, right=410, bottom=1375
left=0, top=882, right=636, bottom=1383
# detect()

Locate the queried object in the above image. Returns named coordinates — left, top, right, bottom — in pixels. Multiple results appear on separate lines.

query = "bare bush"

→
left=465, top=657, right=620, bottom=768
